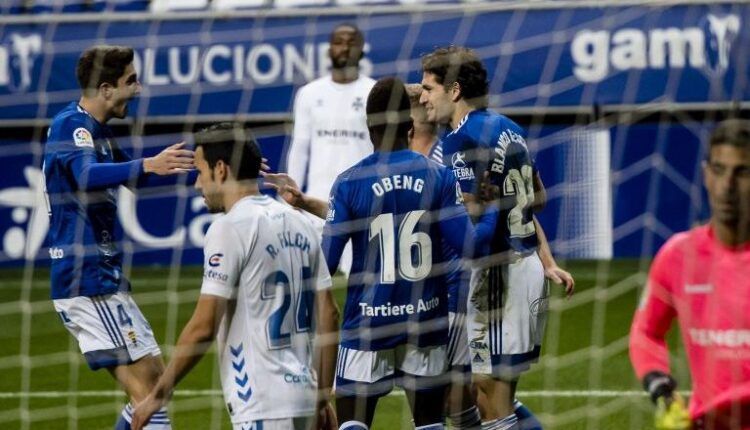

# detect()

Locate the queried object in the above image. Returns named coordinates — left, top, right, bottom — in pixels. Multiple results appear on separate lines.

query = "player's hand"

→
left=130, top=392, right=166, bottom=430
left=654, top=393, right=691, bottom=430
left=261, top=172, right=305, bottom=208
left=478, top=171, right=501, bottom=203
left=313, top=400, right=338, bottom=430
left=544, top=265, right=574, bottom=298
left=143, top=142, right=194, bottom=175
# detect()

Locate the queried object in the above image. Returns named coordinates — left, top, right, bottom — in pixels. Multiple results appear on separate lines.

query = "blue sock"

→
left=514, top=399, right=543, bottom=430
left=115, top=409, right=131, bottom=430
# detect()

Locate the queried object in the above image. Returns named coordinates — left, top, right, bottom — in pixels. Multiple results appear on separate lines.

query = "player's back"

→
left=207, top=195, right=327, bottom=422
left=44, top=102, right=126, bottom=299
left=324, top=149, right=467, bottom=351
left=444, top=108, right=539, bottom=256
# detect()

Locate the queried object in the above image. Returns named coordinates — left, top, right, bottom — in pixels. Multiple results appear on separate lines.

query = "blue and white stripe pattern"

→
left=488, top=267, right=503, bottom=356
left=446, top=312, right=465, bottom=364
left=428, top=139, right=444, bottom=166
left=122, top=403, right=171, bottom=427
left=336, top=346, right=350, bottom=378
left=91, top=296, right=127, bottom=348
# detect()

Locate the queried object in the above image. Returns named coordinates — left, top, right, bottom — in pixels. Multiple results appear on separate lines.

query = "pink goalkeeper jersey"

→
left=630, top=224, right=750, bottom=421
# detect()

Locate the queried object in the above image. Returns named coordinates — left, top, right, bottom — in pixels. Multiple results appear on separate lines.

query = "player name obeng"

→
left=371, top=175, right=425, bottom=197
left=359, top=297, right=439, bottom=317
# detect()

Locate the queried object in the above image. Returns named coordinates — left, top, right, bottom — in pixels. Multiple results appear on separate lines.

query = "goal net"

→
left=0, top=1, right=746, bottom=428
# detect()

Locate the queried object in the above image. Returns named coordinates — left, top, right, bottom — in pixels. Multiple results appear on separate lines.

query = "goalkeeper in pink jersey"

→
left=629, top=119, right=750, bottom=430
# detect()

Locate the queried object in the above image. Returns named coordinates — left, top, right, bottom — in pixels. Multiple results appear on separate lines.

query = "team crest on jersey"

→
left=352, top=97, right=364, bottom=111
left=73, top=127, right=94, bottom=148
left=208, top=253, right=223, bottom=267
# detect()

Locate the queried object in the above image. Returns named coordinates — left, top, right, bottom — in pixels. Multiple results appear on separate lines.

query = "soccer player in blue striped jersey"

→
left=322, top=77, right=499, bottom=430
left=44, top=45, right=193, bottom=430
left=420, top=47, right=573, bottom=430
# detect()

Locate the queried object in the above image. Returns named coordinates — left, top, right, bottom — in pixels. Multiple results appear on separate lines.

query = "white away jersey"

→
left=287, top=74, right=376, bottom=201
left=200, top=195, right=332, bottom=423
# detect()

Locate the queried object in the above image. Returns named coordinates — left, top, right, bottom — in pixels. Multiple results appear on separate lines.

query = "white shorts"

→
left=233, top=416, right=310, bottom=430
left=447, top=311, right=470, bottom=369
left=467, top=253, right=548, bottom=379
left=53, top=291, right=161, bottom=370
left=335, top=344, right=448, bottom=396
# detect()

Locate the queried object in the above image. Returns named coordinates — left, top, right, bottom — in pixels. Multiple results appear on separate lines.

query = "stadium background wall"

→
left=0, top=1, right=748, bottom=266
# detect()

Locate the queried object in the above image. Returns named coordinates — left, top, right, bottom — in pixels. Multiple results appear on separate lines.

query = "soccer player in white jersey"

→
left=286, top=23, right=376, bottom=275
left=132, top=124, right=340, bottom=430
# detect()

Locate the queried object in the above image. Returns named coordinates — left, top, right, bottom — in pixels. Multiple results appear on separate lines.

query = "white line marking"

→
left=0, top=389, right=692, bottom=399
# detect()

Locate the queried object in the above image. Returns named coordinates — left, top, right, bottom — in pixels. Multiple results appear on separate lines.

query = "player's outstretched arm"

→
left=131, top=294, right=227, bottom=430
left=261, top=172, right=328, bottom=219
left=313, top=288, right=340, bottom=430
left=629, top=255, right=687, bottom=428
left=534, top=217, right=574, bottom=298
left=142, top=142, right=194, bottom=175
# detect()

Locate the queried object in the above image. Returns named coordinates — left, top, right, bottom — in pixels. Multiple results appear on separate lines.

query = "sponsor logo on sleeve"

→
left=208, top=252, right=223, bottom=267
left=325, top=195, right=336, bottom=222
left=73, top=128, right=94, bottom=148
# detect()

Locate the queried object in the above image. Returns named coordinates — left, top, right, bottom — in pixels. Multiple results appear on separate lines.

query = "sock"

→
left=448, top=406, right=482, bottom=429
left=514, top=399, right=543, bottom=430
left=116, top=403, right=172, bottom=430
left=340, top=421, right=369, bottom=430
left=415, top=424, right=445, bottom=430
left=482, top=413, right=519, bottom=430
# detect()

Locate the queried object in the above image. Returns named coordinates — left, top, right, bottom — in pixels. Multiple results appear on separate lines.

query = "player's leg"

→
left=53, top=292, right=169, bottom=429
left=104, top=293, right=169, bottom=430
left=479, top=255, right=548, bottom=430
left=445, top=311, right=482, bottom=429
left=467, top=265, right=518, bottom=429
left=396, top=343, right=450, bottom=428
left=334, top=346, right=395, bottom=429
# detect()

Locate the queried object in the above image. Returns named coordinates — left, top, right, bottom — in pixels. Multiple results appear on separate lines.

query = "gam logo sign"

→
left=571, top=14, right=741, bottom=83
left=0, top=33, right=43, bottom=93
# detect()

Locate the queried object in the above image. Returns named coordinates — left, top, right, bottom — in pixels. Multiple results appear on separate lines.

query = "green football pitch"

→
left=0, top=260, right=689, bottom=429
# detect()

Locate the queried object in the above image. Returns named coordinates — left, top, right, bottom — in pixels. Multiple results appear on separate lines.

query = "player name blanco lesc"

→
left=359, top=298, right=440, bottom=317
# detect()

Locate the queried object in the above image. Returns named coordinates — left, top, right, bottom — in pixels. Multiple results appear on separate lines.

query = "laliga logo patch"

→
left=73, top=128, right=94, bottom=148
left=209, top=252, right=223, bottom=267
left=451, top=152, right=467, bottom=169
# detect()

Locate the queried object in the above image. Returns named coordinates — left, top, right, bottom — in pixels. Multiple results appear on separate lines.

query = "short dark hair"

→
left=330, top=23, right=364, bottom=46
left=709, top=119, right=750, bottom=157
left=366, top=77, right=412, bottom=151
left=194, top=123, right=262, bottom=180
left=76, top=45, right=134, bottom=92
left=421, top=46, right=489, bottom=101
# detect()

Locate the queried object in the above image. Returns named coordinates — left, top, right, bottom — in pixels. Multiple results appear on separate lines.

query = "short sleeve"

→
left=200, top=219, right=243, bottom=299
left=321, top=176, right=352, bottom=274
